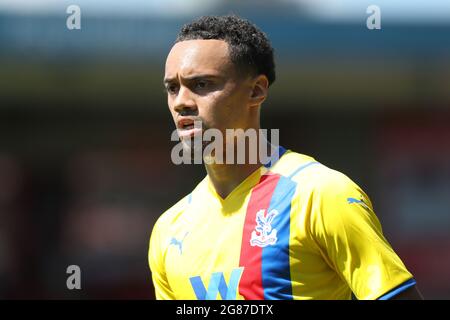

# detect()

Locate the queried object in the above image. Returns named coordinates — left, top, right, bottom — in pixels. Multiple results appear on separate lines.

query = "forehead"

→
left=165, top=39, right=233, bottom=79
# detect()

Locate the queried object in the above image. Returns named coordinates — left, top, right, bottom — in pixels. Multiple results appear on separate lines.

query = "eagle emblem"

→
left=250, top=209, right=279, bottom=247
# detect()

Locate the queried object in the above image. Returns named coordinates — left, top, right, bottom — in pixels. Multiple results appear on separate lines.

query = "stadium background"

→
left=0, top=0, right=449, bottom=299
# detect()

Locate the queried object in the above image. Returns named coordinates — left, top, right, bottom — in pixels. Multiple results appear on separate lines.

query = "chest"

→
left=163, top=194, right=310, bottom=299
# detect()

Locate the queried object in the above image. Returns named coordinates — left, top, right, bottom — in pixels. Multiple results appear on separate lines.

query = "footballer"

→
left=149, top=15, right=423, bottom=300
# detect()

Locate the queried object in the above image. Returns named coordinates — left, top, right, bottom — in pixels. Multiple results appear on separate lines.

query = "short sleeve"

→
left=149, top=218, right=175, bottom=300
left=309, top=171, right=414, bottom=300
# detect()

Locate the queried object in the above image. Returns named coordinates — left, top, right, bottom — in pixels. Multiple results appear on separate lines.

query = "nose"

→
left=173, top=86, right=197, bottom=115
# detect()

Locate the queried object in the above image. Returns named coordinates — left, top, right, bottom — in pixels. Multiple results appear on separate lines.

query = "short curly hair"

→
left=175, top=15, right=276, bottom=86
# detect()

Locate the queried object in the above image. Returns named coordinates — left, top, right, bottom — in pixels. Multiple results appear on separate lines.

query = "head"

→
left=164, top=15, right=276, bottom=141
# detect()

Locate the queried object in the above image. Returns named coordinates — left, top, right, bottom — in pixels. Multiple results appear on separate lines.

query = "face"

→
left=164, top=39, right=257, bottom=142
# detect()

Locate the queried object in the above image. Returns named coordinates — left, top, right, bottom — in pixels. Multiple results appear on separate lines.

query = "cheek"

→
left=215, top=84, right=243, bottom=108
left=197, top=83, right=248, bottom=127
left=219, top=89, right=248, bottom=118
left=206, top=96, right=246, bottom=129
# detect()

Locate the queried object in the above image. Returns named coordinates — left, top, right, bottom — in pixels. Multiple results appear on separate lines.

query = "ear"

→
left=248, top=75, right=269, bottom=107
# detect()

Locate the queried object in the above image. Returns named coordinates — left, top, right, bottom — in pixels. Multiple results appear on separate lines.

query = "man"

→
left=149, top=15, right=422, bottom=300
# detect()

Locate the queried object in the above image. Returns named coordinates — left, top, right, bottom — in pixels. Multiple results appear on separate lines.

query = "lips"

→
left=177, top=117, right=202, bottom=138
left=177, top=117, right=195, bottom=129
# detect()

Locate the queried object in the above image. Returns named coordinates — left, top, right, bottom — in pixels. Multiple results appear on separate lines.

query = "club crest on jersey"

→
left=250, top=209, right=279, bottom=247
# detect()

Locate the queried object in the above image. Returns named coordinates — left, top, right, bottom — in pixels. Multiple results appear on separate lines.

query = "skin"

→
left=164, top=39, right=269, bottom=199
left=163, top=38, right=423, bottom=300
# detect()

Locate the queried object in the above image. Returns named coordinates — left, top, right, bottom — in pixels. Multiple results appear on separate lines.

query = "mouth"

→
left=177, top=117, right=202, bottom=138
left=181, top=123, right=195, bottom=130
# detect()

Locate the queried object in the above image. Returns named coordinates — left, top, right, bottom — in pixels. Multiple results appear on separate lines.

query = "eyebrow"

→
left=163, top=74, right=221, bottom=84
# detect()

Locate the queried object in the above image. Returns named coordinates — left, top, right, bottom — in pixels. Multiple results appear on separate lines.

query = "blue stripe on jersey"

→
left=377, top=278, right=417, bottom=300
left=264, top=146, right=287, bottom=168
left=261, top=175, right=297, bottom=299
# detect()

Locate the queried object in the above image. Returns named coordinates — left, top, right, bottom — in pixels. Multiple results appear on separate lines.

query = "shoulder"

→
left=150, top=195, right=190, bottom=249
left=285, top=156, right=378, bottom=237
left=276, top=151, right=375, bottom=230
left=154, top=195, right=190, bottom=229
left=307, top=164, right=361, bottom=198
left=152, top=176, right=208, bottom=235
left=274, top=150, right=361, bottom=197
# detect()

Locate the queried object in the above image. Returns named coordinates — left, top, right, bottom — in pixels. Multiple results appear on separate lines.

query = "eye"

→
left=195, top=80, right=208, bottom=89
left=166, top=83, right=179, bottom=94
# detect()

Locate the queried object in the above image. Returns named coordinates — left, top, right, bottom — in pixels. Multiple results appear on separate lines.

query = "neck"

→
left=205, top=136, right=275, bottom=199
left=206, top=161, right=261, bottom=200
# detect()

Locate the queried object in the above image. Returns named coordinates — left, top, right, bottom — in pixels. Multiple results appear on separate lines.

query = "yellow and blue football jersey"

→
left=149, top=147, right=415, bottom=300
